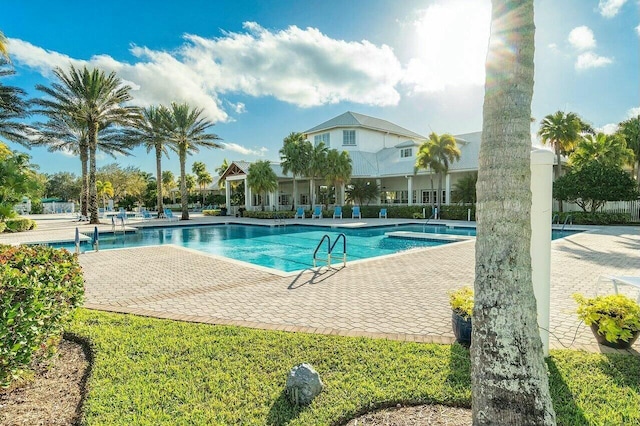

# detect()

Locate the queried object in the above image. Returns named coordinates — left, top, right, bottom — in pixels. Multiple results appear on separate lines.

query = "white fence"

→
left=558, top=200, right=640, bottom=221
left=43, top=202, right=75, bottom=214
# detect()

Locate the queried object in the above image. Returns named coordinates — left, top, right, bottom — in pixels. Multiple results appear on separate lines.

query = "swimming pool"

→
left=54, top=224, right=579, bottom=273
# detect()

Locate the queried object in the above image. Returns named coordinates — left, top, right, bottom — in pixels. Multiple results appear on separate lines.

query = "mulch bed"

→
left=0, top=339, right=89, bottom=426
left=345, top=404, right=472, bottom=425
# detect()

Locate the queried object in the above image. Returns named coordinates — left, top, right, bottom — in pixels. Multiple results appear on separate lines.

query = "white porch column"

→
left=445, top=174, right=451, bottom=205
left=225, top=180, right=231, bottom=212
left=339, top=182, right=345, bottom=205
left=530, top=148, right=554, bottom=357
left=244, top=177, right=251, bottom=210
left=376, top=179, right=382, bottom=204
left=407, top=176, right=413, bottom=206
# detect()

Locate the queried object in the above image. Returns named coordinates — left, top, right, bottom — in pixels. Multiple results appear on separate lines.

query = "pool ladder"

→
left=274, top=213, right=286, bottom=227
left=422, top=213, right=436, bottom=233
left=313, top=233, right=347, bottom=268
left=551, top=214, right=573, bottom=230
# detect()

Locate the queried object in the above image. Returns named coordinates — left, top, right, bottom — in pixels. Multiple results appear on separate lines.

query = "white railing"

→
left=558, top=200, right=640, bottom=221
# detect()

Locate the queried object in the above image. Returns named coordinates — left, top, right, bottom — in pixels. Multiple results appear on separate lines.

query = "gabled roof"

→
left=304, top=111, right=427, bottom=140
left=220, top=161, right=251, bottom=180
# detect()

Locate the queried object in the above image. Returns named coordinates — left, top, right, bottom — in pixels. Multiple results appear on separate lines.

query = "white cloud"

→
left=636, top=24, right=640, bottom=37
left=220, top=142, right=267, bottom=157
left=598, top=0, right=628, bottom=17
left=402, top=0, right=491, bottom=93
left=575, top=52, right=613, bottom=70
left=597, top=123, right=619, bottom=134
left=627, top=106, right=640, bottom=117
left=8, top=23, right=404, bottom=121
left=568, top=26, right=596, bottom=51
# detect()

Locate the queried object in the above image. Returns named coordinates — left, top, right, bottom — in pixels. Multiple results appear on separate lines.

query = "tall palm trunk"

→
left=436, top=173, right=443, bottom=214
left=80, top=144, right=88, bottom=217
left=429, top=173, right=436, bottom=214
left=292, top=176, right=297, bottom=210
left=179, top=147, right=189, bottom=220
left=88, top=123, right=99, bottom=224
left=472, top=0, right=556, bottom=424
left=155, top=146, right=163, bottom=218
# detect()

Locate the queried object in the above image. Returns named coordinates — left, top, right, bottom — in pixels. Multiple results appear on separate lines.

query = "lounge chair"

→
left=116, top=207, right=127, bottom=222
left=352, top=206, right=361, bottom=219
left=597, top=275, right=640, bottom=302
left=311, top=205, right=323, bottom=219
left=141, top=210, right=154, bottom=221
left=333, top=206, right=343, bottom=219
left=379, top=208, right=387, bottom=219
left=294, top=207, right=305, bottom=219
left=164, top=208, right=179, bottom=221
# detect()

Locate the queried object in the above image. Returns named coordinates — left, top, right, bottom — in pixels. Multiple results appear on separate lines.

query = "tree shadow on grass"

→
left=444, top=343, right=471, bottom=406
left=546, top=358, right=588, bottom=425
left=266, top=389, right=305, bottom=426
left=599, top=352, right=640, bottom=391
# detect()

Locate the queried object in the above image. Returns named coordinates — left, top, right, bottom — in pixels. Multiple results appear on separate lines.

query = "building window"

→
left=400, top=148, right=412, bottom=158
left=314, top=132, right=330, bottom=147
left=300, top=194, right=309, bottom=205
left=279, top=194, right=290, bottom=206
left=343, top=130, right=356, bottom=146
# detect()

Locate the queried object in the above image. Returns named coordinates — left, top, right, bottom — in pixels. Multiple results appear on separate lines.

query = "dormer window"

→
left=400, top=147, right=412, bottom=158
left=314, top=132, right=330, bottom=147
left=343, top=130, right=356, bottom=145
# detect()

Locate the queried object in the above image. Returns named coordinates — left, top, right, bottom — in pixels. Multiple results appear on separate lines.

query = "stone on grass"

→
left=285, top=363, right=323, bottom=405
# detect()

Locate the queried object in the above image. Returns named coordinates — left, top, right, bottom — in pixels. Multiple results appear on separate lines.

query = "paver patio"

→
left=3, top=215, right=639, bottom=353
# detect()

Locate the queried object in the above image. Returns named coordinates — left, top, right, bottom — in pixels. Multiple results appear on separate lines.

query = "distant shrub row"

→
left=0, top=245, right=84, bottom=388
left=1, top=218, right=37, bottom=233
left=555, top=211, right=631, bottom=225
left=241, top=205, right=476, bottom=220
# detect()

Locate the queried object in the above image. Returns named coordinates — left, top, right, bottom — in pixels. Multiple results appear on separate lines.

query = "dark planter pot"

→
left=452, top=311, right=472, bottom=347
left=589, top=324, right=640, bottom=349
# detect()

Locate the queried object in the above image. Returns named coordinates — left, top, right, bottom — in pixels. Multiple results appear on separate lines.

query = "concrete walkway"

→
left=3, top=214, right=639, bottom=354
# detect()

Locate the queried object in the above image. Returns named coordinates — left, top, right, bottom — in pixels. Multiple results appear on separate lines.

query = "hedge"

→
left=203, top=209, right=222, bottom=216
left=0, top=223, right=5, bottom=233
left=555, top=211, right=631, bottom=225
left=243, top=210, right=296, bottom=219
left=3, top=218, right=37, bottom=232
left=0, top=245, right=85, bottom=387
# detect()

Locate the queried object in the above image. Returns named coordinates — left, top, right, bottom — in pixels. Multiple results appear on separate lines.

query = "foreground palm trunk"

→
left=88, top=124, right=99, bottom=224
left=80, top=145, right=88, bottom=217
left=472, top=1, right=556, bottom=424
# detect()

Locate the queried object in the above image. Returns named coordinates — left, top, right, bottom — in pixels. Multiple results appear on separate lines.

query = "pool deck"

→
left=2, top=213, right=639, bottom=354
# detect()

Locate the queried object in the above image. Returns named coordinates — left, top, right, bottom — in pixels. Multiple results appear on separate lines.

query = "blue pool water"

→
left=54, top=224, right=579, bottom=273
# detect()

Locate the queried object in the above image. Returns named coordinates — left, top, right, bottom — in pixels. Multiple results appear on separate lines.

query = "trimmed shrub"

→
left=0, top=222, right=5, bottom=233
left=243, top=210, right=296, bottom=219
left=203, top=209, right=221, bottom=216
left=556, top=211, right=630, bottom=225
left=4, top=218, right=37, bottom=232
left=440, top=205, right=476, bottom=221
left=0, top=245, right=84, bottom=387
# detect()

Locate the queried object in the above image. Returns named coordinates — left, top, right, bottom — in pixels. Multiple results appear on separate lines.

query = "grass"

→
left=69, top=309, right=639, bottom=425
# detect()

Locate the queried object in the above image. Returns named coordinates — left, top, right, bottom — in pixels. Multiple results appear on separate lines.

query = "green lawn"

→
left=69, top=309, right=639, bottom=425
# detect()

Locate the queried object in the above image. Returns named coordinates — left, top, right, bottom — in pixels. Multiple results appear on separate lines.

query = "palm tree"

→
left=162, top=170, right=177, bottom=203
left=569, top=132, right=634, bottom=170
left=451, top=173, right=477, bottom=204
left=538, top=111, right=591, bottom=178
left=415, top=141, right=443, bottom=212
left=0, top=63, right=30, bottom=146
left=96, top=180, right=114, bottom=210
left=345, top=179, right=379, bottom=206
left=192, top=161, right=212, bottom=203
left=33, top=116, right=131, bottom=217
left=417, top=132, right=461, bottom=212
left=307, top=141, right=328, bottom=205
left=617, top=115, right=640, bottom=187
left=324, top=149, right=352, bottom=205
left=279, top=132, right=311, bottom=209
left=126, top=105, right=172, bottom=217
left=33, top=65, right=140, bottom=223
left=163, top=102, right=222, bottom=220
left=247, top=161, right=278, bottom=211
left=473, top=1, right=555, bottom=423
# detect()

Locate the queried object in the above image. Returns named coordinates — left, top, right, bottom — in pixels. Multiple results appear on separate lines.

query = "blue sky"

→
left=2, top=0, right=639, bottom=176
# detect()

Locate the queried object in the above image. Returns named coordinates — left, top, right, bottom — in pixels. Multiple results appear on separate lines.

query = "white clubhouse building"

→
left=221, top=111, right=481, bottom=212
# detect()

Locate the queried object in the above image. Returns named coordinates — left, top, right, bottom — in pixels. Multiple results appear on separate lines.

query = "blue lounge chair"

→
left=116, top=207, right=127, bottom=222
left=164, top=208, right=179, bottom=221
left=294, top=207, right=305, bottom=219
left=141, top=210, right=154, bottom=221
left=333, top=206, right=343, bottom=219
left=311, top=205, right=322, bottom=219
left=352, top=206, right=361, bottom=219
left=379, top=208, right=387, bottom=219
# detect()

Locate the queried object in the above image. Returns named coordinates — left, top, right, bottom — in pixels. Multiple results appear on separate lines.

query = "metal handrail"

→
left=552, top=214, right=559, bottom=224
left=561, top=215, right=573, bottom=231
left=313, top=234, right=331, bottom=268
left=423, top=213, right=436, bottom=232
left=329, top=233, right=347, bottom=268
